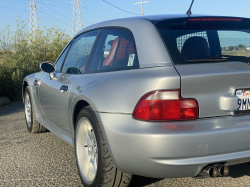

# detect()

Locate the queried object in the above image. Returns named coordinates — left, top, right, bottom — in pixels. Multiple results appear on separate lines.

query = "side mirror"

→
left=40, top=61, right=56, bottom=79
left=40, top=61, right=56, bottom=73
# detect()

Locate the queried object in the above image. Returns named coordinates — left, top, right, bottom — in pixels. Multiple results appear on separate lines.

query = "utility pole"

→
left=26, top=0, right=41, bottom=34
left=70, top=0, right=84, bottom=36
left=134, top=0, right=149, bottom=16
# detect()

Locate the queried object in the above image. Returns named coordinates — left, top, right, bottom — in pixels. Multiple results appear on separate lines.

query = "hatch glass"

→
left=155, top=17, right=250, bottom=65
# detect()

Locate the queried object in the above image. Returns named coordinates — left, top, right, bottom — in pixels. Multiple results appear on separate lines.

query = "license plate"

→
left=236, top=90, right=250, bottom=110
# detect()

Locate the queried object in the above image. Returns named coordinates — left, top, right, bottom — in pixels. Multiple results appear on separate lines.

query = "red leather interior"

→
left=115, top=39, right=135, bottom=61
left=103, top=37, right=119, bottom=66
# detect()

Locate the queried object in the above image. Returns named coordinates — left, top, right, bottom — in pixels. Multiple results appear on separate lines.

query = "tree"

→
left=228, top=46, right=234, bottom=51
left=238, top=44, right=246, bottom=49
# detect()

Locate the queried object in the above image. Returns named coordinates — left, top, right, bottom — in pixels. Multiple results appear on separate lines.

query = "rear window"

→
left=155, top=17, right=250, bottom=65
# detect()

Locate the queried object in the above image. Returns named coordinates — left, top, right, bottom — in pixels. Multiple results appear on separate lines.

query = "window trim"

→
left=60, top=29, right=101, bottom=74
left=84, top=26, right=140, bottom=74
left=54, top=41, right=73, bottom=73
left=59, top=41, right=74, bottom=72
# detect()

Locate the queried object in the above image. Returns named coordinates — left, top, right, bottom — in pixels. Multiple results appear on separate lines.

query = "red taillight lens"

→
left=133, top=90, right=198, bottom=121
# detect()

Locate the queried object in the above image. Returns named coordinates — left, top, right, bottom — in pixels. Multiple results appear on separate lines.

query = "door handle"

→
left=60, top=85, right=68, bottom=93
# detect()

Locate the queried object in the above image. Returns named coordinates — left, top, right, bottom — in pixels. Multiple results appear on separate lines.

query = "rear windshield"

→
left=155, top=17, right=250, bottom=65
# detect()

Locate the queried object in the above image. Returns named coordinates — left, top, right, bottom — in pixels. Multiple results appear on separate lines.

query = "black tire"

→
left=24, top=86, right=48, bottom=133
left=75, top=106, right=132, bottom=187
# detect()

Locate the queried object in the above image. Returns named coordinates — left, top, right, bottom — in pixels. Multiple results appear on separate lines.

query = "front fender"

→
left=22, top=73, right=36, bottom=102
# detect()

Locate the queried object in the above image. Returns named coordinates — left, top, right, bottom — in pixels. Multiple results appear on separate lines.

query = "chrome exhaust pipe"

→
left=214, top=164, right=229, bottom=177
left=199, top=166, right=219, bottom=178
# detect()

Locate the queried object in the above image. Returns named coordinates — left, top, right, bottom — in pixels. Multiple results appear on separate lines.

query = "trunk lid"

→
left=175, top=62, right=250, bottom=118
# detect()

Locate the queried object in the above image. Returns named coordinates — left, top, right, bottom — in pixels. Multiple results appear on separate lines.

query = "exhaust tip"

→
left=199, top=166, right=219, bottom=178
left=214, top=164, right=229, bottom=177
left=209, top=167, right=219, bottom=178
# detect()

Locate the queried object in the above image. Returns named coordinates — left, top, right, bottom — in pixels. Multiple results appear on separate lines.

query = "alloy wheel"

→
left=76, top=117, right=98, bottom=185
left=25, top=92, right=31, bottom=128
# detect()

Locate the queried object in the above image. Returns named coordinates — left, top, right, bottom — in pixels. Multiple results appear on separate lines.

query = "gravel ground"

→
left=1, top=102, right=250, bottom=186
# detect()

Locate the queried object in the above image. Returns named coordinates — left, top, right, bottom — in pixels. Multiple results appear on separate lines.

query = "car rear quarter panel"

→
left=70, top=66, right=180, bottom=115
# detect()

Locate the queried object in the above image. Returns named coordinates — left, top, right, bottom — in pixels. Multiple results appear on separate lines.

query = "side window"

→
left=61, top=29, right=99, bottom=74
left=55, top=43, right=71, bottom=72
left=85, top=28, right=139, bottom=73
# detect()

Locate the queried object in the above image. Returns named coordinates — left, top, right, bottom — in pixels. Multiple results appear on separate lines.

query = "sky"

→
left=1, top=0, right=250, bottom=37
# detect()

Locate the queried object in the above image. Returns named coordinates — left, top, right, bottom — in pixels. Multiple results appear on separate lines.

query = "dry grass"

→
left=222, top=50, right=250, bottom=57
left=0, top=20, right=70, bottom=101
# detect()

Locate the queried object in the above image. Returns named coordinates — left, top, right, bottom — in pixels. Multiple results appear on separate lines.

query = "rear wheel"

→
left=24, top=86, right=48, bottom=133
left=75, top=106, right=132, bottom=187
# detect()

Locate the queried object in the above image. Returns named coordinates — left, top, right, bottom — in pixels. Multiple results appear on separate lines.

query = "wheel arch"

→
left=72, top=100, right=90, bottom=131
left=71, top=98, right=118, bottom=168
left=22, top=80, right=29, bottom=102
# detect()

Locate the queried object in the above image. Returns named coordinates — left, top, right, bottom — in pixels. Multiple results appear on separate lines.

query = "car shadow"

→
left=130, top=175, right=163, bottom=187
left=228, top=163, right=250, bottom=178
left=129, top=163, right=250, bottom=186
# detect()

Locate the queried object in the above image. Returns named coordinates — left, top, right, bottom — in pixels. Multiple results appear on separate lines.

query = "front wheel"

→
left=75, top=106, right=132, bottom=187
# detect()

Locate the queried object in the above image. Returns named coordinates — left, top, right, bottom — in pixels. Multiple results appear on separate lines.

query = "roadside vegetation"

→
left=0, top=19, right=70, bottom=101
left=221, top=44, right=250, bottom=57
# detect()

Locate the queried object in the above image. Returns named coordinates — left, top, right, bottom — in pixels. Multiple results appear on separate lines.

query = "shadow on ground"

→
left=130, top=176, right=163, bottom=187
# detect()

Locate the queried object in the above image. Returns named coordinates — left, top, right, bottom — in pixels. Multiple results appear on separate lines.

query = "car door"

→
left=38, top=29, right=100, bottom=132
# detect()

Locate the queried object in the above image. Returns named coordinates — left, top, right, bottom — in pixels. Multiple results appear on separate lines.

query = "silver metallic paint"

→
left=175, top=62, right=250, bottom=118
left=95, top=112, right=250, bottom=178
left=22, top=15, right=250, bottom=179
left=220, top=93, right=238, bottom=111
left=38, top=73, right=80, bottom=132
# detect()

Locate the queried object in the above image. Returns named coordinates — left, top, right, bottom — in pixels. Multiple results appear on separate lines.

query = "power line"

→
left=0, top=6, right=71, bottom=35
left=39, top=11, right=71, bottom=28
left=3, top=0, right=29, bottom=4
left=40, top=2, right=69, bottom=9
left=81, top=5, right=103, bottom=22
left=41, top=4, right=72, bottom=21
left=39, top=1, right=94, bottom=25
left=102, top=0, right=141, bottom=15
left=0, top=7, right=24, bottom=11
left=85, top=0, right=110, bottom=20
left=94, top=0, right=114, bottom=18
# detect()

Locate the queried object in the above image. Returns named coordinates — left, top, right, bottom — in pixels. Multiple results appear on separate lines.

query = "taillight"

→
left=132, top=90, right=198, bottom=121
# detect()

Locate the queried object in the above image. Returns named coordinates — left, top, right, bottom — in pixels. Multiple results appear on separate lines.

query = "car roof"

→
left=73, top=14, right=249, bottom=68
left=136, top=14, right=211, bottom=21
left=76, top=14, right=246, bottom=36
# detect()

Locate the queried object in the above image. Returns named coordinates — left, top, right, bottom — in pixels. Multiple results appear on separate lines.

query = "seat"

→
left=103, top=37, right=119, bottom=66
left=181, top=36, right=210, bottom=60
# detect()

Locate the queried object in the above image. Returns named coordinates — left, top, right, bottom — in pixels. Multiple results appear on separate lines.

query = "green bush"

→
left=0, top=19, right=70, bottom=101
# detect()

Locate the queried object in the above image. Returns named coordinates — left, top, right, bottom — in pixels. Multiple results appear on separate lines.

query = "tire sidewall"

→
left=74, top=107, right=104, bottom=187
left=24, top=87, right=33, bottom=133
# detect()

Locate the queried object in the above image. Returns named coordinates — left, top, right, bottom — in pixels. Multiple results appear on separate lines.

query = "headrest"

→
left=181, top=36, right=210, bottom=60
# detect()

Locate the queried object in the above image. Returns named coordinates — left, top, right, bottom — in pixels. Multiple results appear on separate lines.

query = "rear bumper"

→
left=96, top=113, right=250, bottom=178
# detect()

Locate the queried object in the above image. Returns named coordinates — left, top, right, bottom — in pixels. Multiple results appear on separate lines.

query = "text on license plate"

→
left=236, top=90, right=250, bottom=110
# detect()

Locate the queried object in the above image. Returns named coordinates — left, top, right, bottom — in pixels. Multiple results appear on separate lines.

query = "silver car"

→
left=23, top=14, right=250, bottom=186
